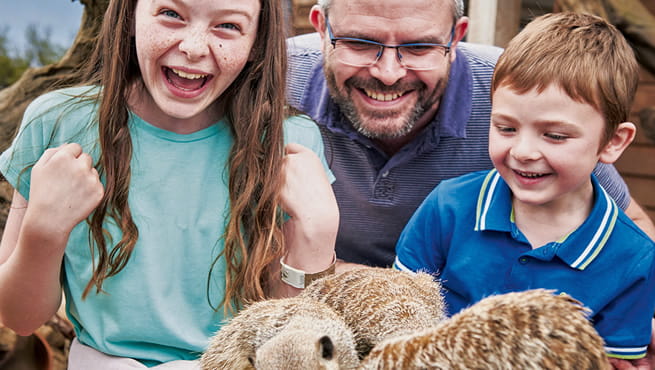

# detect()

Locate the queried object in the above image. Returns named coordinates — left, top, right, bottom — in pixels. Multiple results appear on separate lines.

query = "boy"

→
left=393, top=12, right=655, bottom=366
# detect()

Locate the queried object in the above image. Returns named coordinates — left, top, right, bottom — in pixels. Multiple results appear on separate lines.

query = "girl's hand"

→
left=279, top=143, right=337, bottom=222
left=28, top=143, right=104, bottom=235
left=277, top=143, right=338, bottom=294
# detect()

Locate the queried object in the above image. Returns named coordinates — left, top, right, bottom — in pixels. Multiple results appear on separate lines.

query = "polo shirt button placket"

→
left=519, top=257, right=529, bottom=265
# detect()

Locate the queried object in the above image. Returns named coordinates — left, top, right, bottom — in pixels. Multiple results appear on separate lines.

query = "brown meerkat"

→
left=199, top=296, right=359, bottom=370
left=359, top=289, right=611, bottom=370
left=299, top=267, right=447, bottom=358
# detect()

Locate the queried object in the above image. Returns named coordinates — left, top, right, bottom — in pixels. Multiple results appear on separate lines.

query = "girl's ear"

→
left=598, top=122, right=636, bottom=164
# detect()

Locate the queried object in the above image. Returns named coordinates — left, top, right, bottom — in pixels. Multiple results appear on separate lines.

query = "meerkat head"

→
left=255, top=330, right=340, bottom=369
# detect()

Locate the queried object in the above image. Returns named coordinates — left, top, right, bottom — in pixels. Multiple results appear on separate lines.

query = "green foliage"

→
left=0, top=24, right=68, bottom=89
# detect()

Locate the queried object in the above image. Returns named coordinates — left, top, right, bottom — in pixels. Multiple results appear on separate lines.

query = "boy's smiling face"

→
left=489, top=83, right=610, bottom=209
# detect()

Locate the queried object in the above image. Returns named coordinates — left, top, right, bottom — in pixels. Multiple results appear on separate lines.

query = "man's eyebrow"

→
left=333, top=29, right=448, bottom=45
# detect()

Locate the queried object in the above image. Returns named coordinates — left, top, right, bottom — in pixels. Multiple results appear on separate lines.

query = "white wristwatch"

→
left=280, top=252, right=336, bottom=289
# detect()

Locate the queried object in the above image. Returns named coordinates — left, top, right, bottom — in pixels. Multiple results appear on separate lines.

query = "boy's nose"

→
left=510, top=136, right=541, bottom=161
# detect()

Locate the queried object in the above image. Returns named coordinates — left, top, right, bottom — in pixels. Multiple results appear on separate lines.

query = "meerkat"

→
left=299, top=267, right=447, bottom=358
left=359, top=289, right=611, bottom=370
left=199, top=296, right=359, bottom=370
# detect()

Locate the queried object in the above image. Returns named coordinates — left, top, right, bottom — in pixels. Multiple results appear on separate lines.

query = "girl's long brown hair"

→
left=79, top=0, right=288, bottom=310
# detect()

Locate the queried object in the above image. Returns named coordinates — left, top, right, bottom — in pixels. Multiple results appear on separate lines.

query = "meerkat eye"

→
left=319, top=336, right=335, bottom=360
left=247, top=356, right=255, bottom=365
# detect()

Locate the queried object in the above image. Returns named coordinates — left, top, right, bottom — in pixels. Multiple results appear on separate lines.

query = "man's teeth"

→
left=171, top=68, right=207, bottom=80
left=365, top=89, right=404, bottom=101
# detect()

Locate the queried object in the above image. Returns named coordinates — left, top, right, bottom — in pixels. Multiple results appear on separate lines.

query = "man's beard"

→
left=324, top=62, right=451, bottom=140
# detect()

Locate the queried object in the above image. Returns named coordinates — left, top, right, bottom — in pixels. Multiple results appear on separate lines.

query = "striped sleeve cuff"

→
left=393, top=257, right=413, bottom=272
left=605, top=345, right=648, bottom=360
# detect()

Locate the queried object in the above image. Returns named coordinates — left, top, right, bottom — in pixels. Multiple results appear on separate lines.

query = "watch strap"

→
left=280, top=252, right=336, bottom=289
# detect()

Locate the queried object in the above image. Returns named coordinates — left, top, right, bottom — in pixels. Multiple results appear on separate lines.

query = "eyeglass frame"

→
left=325, top=16, right=455, bottom=71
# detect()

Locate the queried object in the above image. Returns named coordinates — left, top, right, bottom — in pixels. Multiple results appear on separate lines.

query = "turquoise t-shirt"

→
left=0, top=86, right=334, bottom=365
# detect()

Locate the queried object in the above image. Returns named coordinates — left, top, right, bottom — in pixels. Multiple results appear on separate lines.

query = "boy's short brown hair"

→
left=491, top=12, right=639, bottom=145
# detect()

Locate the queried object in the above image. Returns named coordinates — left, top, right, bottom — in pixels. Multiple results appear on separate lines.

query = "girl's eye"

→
left=161, top=9, right=181, bottom=19
left=217, top=23, right=240, bottom=31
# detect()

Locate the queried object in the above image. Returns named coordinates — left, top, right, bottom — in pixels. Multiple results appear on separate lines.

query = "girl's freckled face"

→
left=131, top=0, right=261, bottom=132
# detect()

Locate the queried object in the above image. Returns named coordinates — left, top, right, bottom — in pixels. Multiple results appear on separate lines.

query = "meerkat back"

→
left=360, top=289, right=611, bottom=369
left=200, top=297, right=358, bottom=370
left=299, top=267, right=446, bottom=358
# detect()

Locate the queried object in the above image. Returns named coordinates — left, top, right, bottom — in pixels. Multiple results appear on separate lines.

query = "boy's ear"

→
left=598, top=122, right=637, bottom=164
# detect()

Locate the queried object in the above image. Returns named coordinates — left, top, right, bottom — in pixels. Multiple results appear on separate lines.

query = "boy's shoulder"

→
left=612, top=211, right=655, bottom=254
left=438, top=169, right=498, bottom=193
left=427, top=170, right=498, bottom=211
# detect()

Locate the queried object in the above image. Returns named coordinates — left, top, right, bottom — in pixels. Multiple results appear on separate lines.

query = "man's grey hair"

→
left=316, top=0, right=464, bottom=20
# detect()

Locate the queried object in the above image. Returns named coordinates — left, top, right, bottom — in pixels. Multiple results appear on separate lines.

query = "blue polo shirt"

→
left=286, top=33, right=630, bottom=268
left=394, top=169, right=655, bottom=359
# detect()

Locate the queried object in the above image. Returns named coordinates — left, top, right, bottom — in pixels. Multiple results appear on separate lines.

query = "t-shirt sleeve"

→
left=283, top=114, right=335, bottom=184
left=0, top=93, right=62, bottom=200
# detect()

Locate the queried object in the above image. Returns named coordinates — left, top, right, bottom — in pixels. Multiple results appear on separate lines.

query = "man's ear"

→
left=309, top=5, right=325, bottom=35
left=448, top=16, right=469, bottom=63
left=598, top=122, right=636, bottom=164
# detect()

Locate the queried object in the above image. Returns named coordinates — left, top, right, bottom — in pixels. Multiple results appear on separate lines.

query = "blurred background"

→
left=0, top=0, right=654, bottom=369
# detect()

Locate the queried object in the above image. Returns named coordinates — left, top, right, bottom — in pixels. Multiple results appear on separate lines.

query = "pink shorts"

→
left=68, top=338, right=200, bottom=370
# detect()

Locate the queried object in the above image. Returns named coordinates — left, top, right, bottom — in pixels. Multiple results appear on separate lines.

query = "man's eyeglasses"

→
left=325, top=16, right=454, bottom=71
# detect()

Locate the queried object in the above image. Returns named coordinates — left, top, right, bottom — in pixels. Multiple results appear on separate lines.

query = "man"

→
left=286, top=0, right=655, bottom=269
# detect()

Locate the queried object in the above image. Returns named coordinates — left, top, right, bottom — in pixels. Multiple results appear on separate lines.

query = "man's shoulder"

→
left=287, top=32, right=322, bottom=53
left=286, top=33, right=324, bottom=106
left=457, top=42, right=503, bottom=67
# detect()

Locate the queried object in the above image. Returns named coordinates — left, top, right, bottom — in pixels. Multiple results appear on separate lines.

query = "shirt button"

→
left=381, top=171, right=389, bottom=178
left=519, top=257, right=528, bottom=264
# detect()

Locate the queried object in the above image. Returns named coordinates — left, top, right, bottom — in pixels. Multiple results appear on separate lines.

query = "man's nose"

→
left=368, top=47, right=407, bottom=86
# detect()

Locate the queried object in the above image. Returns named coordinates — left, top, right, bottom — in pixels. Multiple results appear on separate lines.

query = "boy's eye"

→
left=494, top=125, right=515, bottom=133
left=545, top=133, right=568, bottom=141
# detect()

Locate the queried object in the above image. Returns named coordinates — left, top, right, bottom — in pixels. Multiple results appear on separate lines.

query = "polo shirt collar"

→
left=299, top=47, right=473, bottom=145
left=474, top=170, right=618, bottom=270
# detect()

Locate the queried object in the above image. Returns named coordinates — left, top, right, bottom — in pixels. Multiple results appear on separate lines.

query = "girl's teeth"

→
left=171, top=68, right=207, bottom=80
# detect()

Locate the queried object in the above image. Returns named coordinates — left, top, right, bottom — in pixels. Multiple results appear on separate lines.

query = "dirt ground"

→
left=0, top=180, right=11, bottom=234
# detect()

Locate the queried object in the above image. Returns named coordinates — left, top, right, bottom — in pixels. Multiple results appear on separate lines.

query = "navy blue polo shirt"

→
left=395, top=170, right=655, bottom=359
left=286, top=34, right=631, bottom=268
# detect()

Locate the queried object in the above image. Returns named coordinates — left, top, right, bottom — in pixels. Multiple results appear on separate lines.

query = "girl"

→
left=0, top=0, right=338, bottom=367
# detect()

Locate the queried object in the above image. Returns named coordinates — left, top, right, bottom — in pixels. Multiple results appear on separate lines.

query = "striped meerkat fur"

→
left=300, top=267, right=447, bottom=358
left=360, top=289, right=610, bottom=370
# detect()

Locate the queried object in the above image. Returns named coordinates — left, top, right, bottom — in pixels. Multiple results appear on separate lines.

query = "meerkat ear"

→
left=319, top=336, right=335, bottom=360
